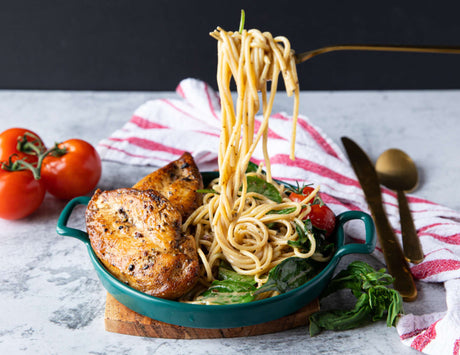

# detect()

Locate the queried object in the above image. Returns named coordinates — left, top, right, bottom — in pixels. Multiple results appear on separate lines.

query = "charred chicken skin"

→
left=85, top=153, right=203, bottom=299
left=132, top=152, right=203, bottom=220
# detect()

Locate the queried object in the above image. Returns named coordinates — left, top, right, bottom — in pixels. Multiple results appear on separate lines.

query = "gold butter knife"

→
left=341, top=137, right=417, bottom=302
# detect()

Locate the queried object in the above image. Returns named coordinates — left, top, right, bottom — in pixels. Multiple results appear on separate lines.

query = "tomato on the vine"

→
left=0, top=127, right=45, bottom=164
left=41, top=139, right=102, bottom=200
left=289, top=185, right=336, bottom=236
left=0, top=128, right=102, bottom=218
left=0, top=169, right=46, bottom=220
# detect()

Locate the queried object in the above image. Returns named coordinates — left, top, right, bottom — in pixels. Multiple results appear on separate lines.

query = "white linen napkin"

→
left=97, top=78, right=460, bottom=354
left=397, top=279, right=460, bottom=354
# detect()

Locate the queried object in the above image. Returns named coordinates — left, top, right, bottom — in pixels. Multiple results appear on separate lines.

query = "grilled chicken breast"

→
left=86, top=153, right=203, bottom=299
left=132, top=152, right=203, bottom=219
left=86, top=188, right=199, bottom=299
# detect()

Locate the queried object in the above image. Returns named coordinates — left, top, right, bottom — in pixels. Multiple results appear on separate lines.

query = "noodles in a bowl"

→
left=181, top=24, right=334, bottom=304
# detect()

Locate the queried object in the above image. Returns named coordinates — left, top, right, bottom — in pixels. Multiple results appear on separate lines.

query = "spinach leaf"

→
left=286, top=219, right=335, bottom=258
left=246, top=161, right=260, bottom=173
left=243, top=162, right=282, bottom=202
left=287, top=221, right=312, bottom=250
left=197, top=280, right=256, bottom=304
left=246, top=175, right=282, bottom=203
left=308, top=261, right=404, bottom=336
left=218, top=263, right=255, bottom=284
left=309, top=293, right=373, bottom=336
left=196, top=188, right=218, bottom=194
left=255, top=257, right=324, bottom=295
left=323, top=261, right=393, bottom=298
left=267, top=207, right=297, bottom=215
left=312, top=225, right=335, bottom=258
left=195, top=264, right=256, bottom=305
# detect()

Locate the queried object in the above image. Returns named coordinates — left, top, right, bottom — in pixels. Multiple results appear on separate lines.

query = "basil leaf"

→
left=267, top=207, right=297, bottom=215
left=308, top=261, right=404, bottom=336
left=286, top=219, right=335, bottom=258
left=218, top=263, right=255, bottom=284
left=255, top=257, right=324, bottom=295
left=287, top=222, right=311, bottom=249
left=246, top=161, right=260, bottom=173
left=309, top=293, right=373, bottom=336
left=198, top=280, right=256, bottom=305
left=195, top=264, right=256, bottom=305
left=196, top=188, right=218, bottom=194
left=386, top=289, right=404, bottom=327
left=312, top=225, right=335, bottom=258
left=324, top=261, right=393, bottom=298
left=246, top=175, right=282, bottom=203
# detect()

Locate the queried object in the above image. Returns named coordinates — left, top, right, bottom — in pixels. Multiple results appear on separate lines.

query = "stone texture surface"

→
left=0, top=89, right=457, bottom=354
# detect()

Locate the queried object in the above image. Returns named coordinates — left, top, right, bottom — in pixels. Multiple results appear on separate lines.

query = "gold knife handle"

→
left=372, top=204, right=418, bottom=302
left=398, top=190, right=424, bottom=264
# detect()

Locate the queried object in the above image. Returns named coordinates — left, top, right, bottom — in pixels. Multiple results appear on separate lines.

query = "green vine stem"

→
left=239, top=9, right=245, bottom=33
left=16, top=132, right=47, bottom=156
left=1, top=135, right=67, bottom=180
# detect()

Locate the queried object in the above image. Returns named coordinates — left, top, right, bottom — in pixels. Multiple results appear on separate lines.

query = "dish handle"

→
left=56, top=198, right=375, bottom=257
left=56, top=196, right=91, bottom=243
left=333, top=211, right=376, bottom=258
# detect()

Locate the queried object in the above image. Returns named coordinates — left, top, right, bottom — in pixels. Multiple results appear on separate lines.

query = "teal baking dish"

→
left=56, top=172, right=375, bottom=329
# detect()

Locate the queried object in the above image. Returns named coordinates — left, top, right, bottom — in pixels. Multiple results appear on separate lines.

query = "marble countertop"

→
left=0, top=89, right=458, bottom=354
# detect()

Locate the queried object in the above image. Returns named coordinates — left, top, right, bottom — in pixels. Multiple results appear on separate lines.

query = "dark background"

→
left=1, top=1, right=460, bottom=91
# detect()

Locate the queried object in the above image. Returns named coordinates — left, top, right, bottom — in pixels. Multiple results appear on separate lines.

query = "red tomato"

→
left=289, top=186, right=336, bottom=236
left=289, top=192, right=304, bottom=203
left=41, top=139, right=102, bottom=200
left=300, top=186, right=316, bottom=196
left=289, top=186, right=316, bottom=203
left=0, top=169, right=46, bottom=220
left=308, top=204, right=336, bottom=236
left=0, top=128, right=45, bottom=164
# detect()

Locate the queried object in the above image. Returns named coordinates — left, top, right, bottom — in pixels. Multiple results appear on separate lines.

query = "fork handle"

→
left=295, top=44, right=460, bottom=63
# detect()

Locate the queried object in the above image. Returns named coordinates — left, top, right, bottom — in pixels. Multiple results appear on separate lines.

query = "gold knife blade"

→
left=341, top=137, right=417, bottom=302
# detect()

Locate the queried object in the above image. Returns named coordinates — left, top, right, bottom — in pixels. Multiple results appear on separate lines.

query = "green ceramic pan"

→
left=56, top=172, right=375, bottom=329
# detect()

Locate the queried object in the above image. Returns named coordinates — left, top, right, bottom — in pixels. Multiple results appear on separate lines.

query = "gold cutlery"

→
left=376, top=149, right=424, bottom=264
left=341, top=137, right=417, bottom=302
left=295, top=44, right=460, bottom=64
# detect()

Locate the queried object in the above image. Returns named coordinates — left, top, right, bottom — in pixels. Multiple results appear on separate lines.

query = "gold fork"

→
left=295, top=44, right=460, bottom=64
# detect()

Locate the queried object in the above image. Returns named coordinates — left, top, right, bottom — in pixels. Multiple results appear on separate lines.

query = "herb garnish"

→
left=246, top=175, right=282, bottom=203
left=255, top=257, right=325, bottom=295
left=309, top=261, right=404, bottom=336
left=195, top=263, right=256, bottom=305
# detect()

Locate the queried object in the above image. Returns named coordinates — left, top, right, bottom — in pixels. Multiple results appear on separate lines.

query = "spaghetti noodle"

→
left=182, top=25, right=322, bottom=298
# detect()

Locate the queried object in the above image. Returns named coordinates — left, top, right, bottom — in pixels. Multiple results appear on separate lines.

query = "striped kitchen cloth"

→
left=97, top=78, right=460, bottom=354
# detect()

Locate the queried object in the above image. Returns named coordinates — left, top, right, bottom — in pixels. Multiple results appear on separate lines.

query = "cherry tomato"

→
left=308, top=204, right=336, bottom=236
left=301, top=186, right=316, bottom=196
left=289, top=186, right=336, bottom=236
left=0, top=169, right=46, bottom=220
left=289, top=186, right=315, bottom=202
left=41, top=139, right=102, bottom=200
left=289, top=186, right=316, bottom=203
left=0, top=128, right=45, bottom=164
left=289, top=192, right=303, bottom=203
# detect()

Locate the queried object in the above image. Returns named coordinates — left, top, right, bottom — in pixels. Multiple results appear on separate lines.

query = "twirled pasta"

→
left=182, top=26, right=317, bottom=296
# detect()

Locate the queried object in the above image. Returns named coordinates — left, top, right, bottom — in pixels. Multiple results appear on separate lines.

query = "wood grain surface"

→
left=104, top=293, right=320, bottom=339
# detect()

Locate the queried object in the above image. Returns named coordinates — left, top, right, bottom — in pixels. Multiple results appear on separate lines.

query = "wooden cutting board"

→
left=104, top=293, right=319, bottom=339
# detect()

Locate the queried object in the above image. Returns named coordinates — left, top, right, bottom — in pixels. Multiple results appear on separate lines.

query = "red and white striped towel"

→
left=97, top=78, right=460, bottom=354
